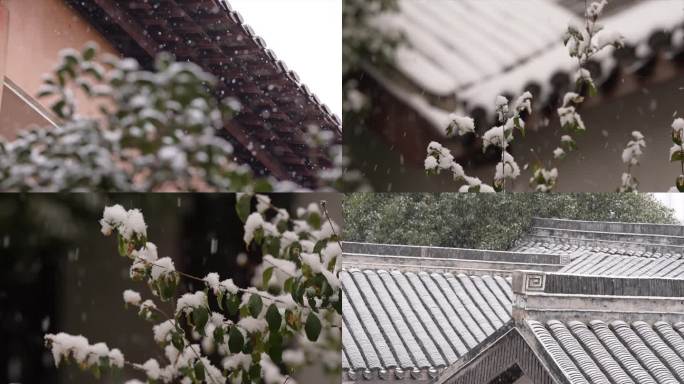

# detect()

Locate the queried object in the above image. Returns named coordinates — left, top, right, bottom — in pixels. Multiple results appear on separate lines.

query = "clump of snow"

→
left=123, top=289, right=142, bottom=306
left=458, top=176, right=496, bottom=193
left=108, top=349, right=124, bottom=369
left=141, top=358, right=161, bottom=380
left=553, top=147, right=566, bottom=159
left=132, top=243, right=158, bottom=262
left=222, top=353, right=252, bottom=371
left=321, top=242, right=341, bottom=265
left=531, top=168, right=559, bottom=192
left=45, top=333, right=124, bottom=369
left=152, top=320, right=177, bottom=344
left=219, top=278, right=239, bottom=295
left=587, top=0, right=607, bottom=18
left=138, top=300, right=157, bottom=320
left=200, top=357, right=226, bottom=384
left=150, top=257, right=175, bottom=281
left=282, top=349, right=306, bottom=366
left=596, top=29, right=624, bottom=50
left=176, top=291, right=208, bottom=315
left=514, top=92, right=533, bottom=114
left=100, top=205, right=127, bottom=235
left=204, top=273, right=221, bottom=295
left=446, top=115, right=475, bottom=136
left=673, top=118, right=684, bottom=133
left=621, top=131, right=645, bottom=165
left=263, top=255, right=297, bottom=276
left=482, top=126, right=511, bottom=150
left=243, top=213, right=264, bottom=244
left=301, top=253, right=323, bottom=274
left=424, top=156, right=438, bottom=170
left=494, top=152, right=521, bottom=181
left=321, top=269, right=340, bottom=290
left=261, top=354, right=289, bottom=384
left=255, top=194, right=271, bottom=213
left=237, top=317, right=268, bottom=334
left=121, top=209, right=147, bottom=240
left=99, top=205, right=147, bottom=240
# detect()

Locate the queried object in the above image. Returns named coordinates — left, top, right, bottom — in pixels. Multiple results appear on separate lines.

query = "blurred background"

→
left=0, top=193, right=341, bottom=384
left=344, top=0, right=684, bottom=191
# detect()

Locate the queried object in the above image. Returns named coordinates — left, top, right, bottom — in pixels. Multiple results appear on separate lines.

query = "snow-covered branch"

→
left=45, top=196, right=342, bottom=383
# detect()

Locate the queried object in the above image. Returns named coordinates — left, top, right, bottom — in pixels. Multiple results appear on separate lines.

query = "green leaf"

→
left=159, top=276, right=177, bottom=301
left=307, top=295, right=318, bottom=311
left=304, top=312, right=321, bottom=342
left=307, top=212, right=321, bottom=229
left=117, top=235, right=127, bottom=257
left=217, top=291, right=225, bottom=311
left=313, top=240, right=326, bottom=254
left=248, top=294, right=263, bottom=318
left=236, top=194, right=252, bottom=223
left=226, top=294, right=240, bottom=317
left=82, top=44, right=97, bottom=61
left=671, top=150, right=684, bottom=163
left=213, top=326, right=225, bottom=344
left=193, top=307, right=209, bottom=336
left=283, top=277, right=294, bottom=294
left=228, top=326, right=244, bottom=353
left=262, top=267, right=274, bottom=289
left=194, top=360, right=205, bottom=381
left=267, top=331, right=283, bottom=363
left=172, top=331, right=185, bottom=350
left=265, top=304, right=282, bottom=332
left=249, top=363, right=261, bottom=381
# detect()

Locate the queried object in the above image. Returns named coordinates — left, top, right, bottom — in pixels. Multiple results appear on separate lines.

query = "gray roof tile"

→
left=342, top=269, right=512, bottom=380
left=530, top=319, right=684, bottom=384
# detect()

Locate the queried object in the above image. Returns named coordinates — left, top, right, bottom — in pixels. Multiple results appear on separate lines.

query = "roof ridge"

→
left=341, top=251, right=564, bottom=277
left=531, top=217, right=684, bottom=237
left=343, top=241, right=566, bottom=258
left=217, top=0, right=341, bottom=128
left=512, top=270, right=684, bottom=324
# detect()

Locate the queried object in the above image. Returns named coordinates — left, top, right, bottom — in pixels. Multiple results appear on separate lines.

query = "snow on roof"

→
left=528, top=318, right=684, bottom=384
left=65, top=0, right=341, bottom=187
left=511, top=217, right=684, bottom=259
left=375, top=0, right=576, bottom=97
left=342, top=268, right=512, bottom=381
left=374, top=0, right=684, bottom=132
left=343, top=219, right=684, bottom=383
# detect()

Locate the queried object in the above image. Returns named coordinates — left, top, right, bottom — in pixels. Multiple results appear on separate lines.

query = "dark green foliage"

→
left=343, top=193, right=677, bottom=250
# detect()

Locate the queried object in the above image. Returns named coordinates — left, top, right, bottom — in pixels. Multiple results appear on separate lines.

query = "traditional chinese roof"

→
left=371, top=0, right=684, bottom=136
left=512, top=217, right=684, bottom=258
left=64, top=0, right=341, bottom=188
left=341, top=268, right=513, bottom=382
left=343, top=217, right=684, bottom=382
left=437, top=271, right=684, bottom=384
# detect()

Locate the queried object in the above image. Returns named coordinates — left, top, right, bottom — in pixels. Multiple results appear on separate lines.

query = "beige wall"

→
left=1, top=0, right=118, bottom=137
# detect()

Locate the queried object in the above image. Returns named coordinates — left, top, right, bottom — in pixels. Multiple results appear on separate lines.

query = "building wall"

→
left=0, top=0, right=118, bottom=138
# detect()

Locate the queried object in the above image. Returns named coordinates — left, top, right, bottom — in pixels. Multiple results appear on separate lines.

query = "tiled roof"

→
left=374, top=0, right=574, bottom=97
left=437, top=271, right=684, bottom=384
left=512, top=217, right=684, bottom=259
left=372, top=0, right=684, bottom=134
left=344, top=219, right=684, bottom=382
left=342, top=268, right=512, bottom=381
left=65, top=0, right=341, bottom=188
left=528, top=319, right=684, bottom=384
left=342, top=241, right=565, bottom=277
left=561, top=253, right=684, bottom=278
